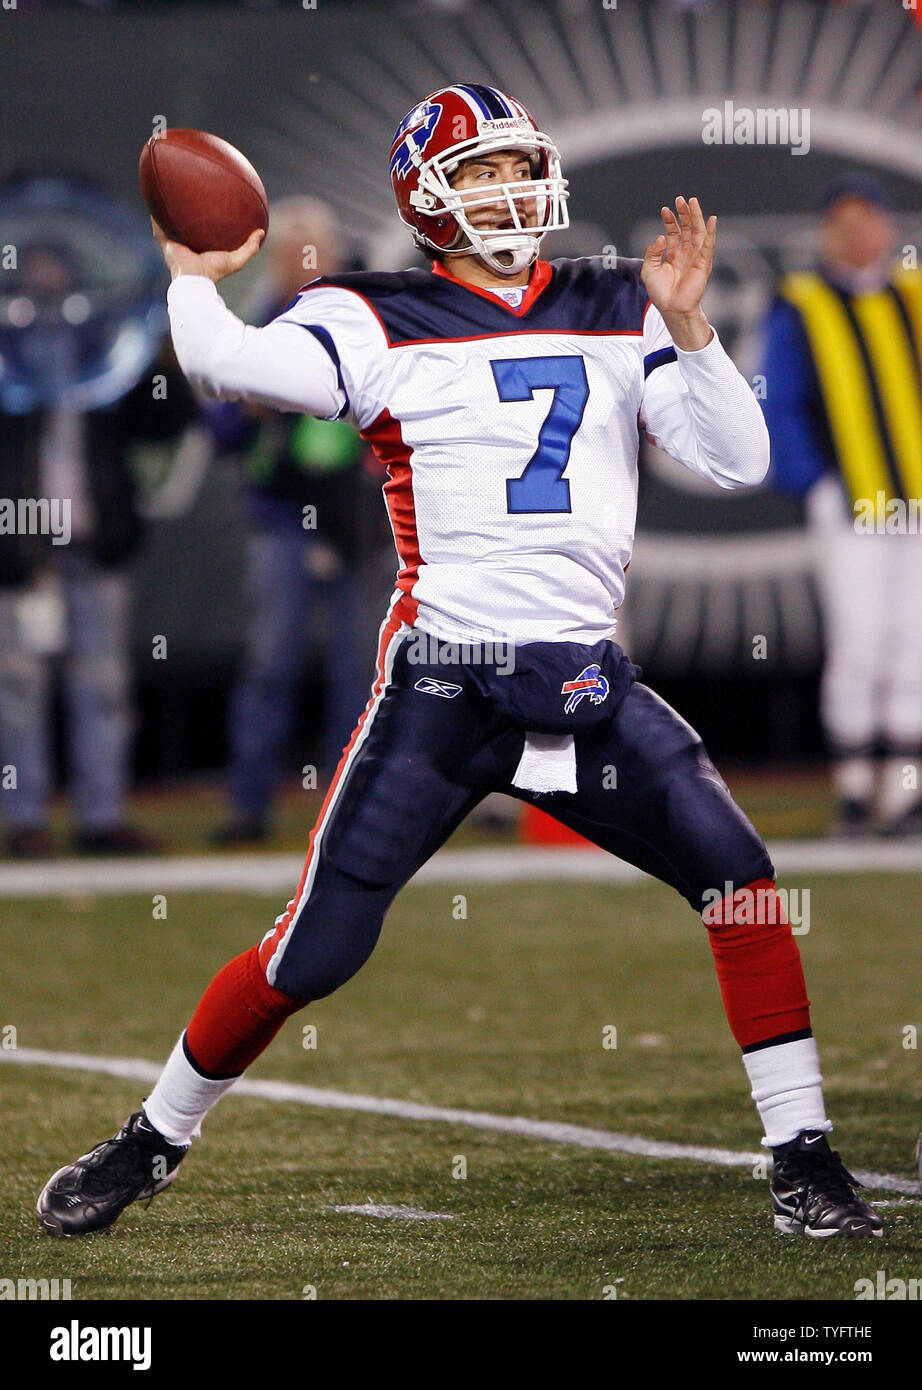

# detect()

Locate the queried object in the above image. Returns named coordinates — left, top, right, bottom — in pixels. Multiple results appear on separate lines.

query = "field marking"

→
left=2, top=1047, right=918, bottom=1197
left=329, top=1204, right=453, bottom=1220
left=1, top=840, right=922, bottom=899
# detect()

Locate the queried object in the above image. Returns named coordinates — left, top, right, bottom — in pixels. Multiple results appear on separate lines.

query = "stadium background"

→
left=5, top=0, right=922, bottom=777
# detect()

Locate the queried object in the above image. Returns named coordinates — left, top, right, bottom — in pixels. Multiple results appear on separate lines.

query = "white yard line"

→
left=1, top=841, right=922, bottom=898
left=329, top=1204, right=453, bottom=1219
left=1, top=1047, right=918, bottom=1196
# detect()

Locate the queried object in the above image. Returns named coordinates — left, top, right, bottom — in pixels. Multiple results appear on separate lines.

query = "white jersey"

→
left=168, top=256, right=769, bottom=645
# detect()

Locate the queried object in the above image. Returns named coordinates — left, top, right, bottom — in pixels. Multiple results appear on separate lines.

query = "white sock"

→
left=743, top=1036, right=832, bottom=1148
left=143, top=1033, right=239, bottom=1146
left=833, top=755, right=874, bottom=805
left=878, top=756, right=921, bottom=823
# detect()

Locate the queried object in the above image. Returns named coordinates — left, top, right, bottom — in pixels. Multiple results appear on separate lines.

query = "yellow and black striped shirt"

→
left=779, top=268, right=922, bottom=509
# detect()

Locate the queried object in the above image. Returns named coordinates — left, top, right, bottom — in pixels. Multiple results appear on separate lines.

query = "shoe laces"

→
left=73, top=1128, right=165, bottom=1198
left=785, top=1146, right=863, bottom=1209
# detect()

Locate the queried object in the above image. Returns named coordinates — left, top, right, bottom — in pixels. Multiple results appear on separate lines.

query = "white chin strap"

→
left=472, top=233, right=541, bottom=277
left=447, top=231, right=541, bottom=278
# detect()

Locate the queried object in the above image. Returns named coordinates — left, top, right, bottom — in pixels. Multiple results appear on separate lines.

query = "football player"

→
left=38, top=85, right=882, bottom=1240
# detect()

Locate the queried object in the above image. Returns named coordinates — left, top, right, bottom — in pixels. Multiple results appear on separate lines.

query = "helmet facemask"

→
left=405, top=128, right=569, bottom=277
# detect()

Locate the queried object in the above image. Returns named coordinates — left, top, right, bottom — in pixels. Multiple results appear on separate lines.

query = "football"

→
left=138, top=127, right=269, bottom=253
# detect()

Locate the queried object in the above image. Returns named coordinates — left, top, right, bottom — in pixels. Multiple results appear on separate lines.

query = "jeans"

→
left=0, top=550, right=133, bottom=831
left=226, top=527, right=371, bottom=822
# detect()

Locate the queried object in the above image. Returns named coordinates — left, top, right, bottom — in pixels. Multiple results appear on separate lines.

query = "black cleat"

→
left=770, top=1131, right=883, bottom=1237
left=36, top=1110, right=187, bottom=1237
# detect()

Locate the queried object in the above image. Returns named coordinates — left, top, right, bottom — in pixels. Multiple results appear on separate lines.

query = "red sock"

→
left=185, top=944, right=304, bottom=1078
left=702, top=879, right=811, bottom=1049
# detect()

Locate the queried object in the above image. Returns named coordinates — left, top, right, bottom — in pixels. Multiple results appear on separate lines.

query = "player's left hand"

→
left=641, top=196, right=716, bottom=319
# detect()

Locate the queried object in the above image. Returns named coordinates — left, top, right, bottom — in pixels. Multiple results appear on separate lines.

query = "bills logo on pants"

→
left=561, top=663, right=610, bottom=715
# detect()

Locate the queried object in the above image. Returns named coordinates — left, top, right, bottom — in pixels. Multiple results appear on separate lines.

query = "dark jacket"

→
left=0, top=367, right=197, bottom=586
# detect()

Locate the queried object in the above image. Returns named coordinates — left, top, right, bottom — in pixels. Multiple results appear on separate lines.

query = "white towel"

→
left=511, top=732, right=577, bottom=794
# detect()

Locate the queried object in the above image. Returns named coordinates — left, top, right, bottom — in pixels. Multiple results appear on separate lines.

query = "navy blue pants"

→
left=259, top=624, right=774, bottom=1000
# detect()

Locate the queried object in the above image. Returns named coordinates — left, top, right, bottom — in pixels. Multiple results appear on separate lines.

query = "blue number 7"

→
left=491, top=355, right=589, bottom=514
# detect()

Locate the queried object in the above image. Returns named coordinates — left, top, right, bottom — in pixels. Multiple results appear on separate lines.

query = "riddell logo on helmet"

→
left=479, top=117, right=529, bottom=133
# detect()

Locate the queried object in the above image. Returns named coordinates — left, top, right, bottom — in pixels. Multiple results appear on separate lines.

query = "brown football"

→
left=139, top=128, right=269, bottom=253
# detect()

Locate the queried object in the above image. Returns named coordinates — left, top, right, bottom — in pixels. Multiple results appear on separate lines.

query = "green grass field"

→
left=2, top=866, right=920, bottom=1301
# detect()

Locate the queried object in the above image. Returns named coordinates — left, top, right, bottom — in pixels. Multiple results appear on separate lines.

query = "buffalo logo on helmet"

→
left=389, top=101, right=443, bottom=181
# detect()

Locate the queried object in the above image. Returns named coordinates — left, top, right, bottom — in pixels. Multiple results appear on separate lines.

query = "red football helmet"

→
left=389, top=84, right=568, bottom=277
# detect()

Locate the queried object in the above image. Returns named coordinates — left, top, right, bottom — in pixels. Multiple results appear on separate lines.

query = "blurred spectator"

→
left=0, top=242, right=197, bottom=856
left=210, top=197, right=387, bottom=844
left=760, top=173, right=922, bottom=837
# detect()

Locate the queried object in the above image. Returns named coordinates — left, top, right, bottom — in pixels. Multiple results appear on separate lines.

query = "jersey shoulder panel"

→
left=307, top=267, right=533, bottom=345
left=292, top=269, right=445, bottom=346
left=543, top=255, right=649, bottom=333
left=285, top=260, right=652, bottom=345
left=303, top=268, right=433, bottom=300
left=278, top=276, right=400, bottom=343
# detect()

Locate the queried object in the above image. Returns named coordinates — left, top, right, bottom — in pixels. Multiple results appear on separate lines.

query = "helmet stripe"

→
left=459, top=83, right=508, bottom=120
left=488, top=87, right=515, bottom=118
left=448, top=84, right=491, bottom=123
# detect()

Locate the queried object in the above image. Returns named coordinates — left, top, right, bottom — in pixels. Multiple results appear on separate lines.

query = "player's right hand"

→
left=151, top=218, right=264, bottom=283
